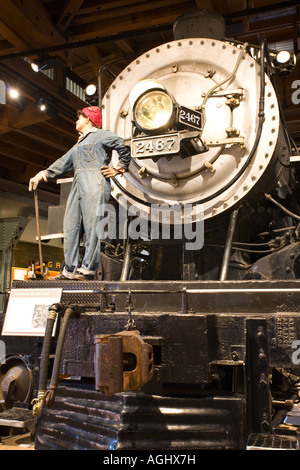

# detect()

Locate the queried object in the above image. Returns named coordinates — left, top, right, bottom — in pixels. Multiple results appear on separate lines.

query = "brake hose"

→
left=32, top=303, right=63, bottom=417
left=45, top=306, right=74, bottom=408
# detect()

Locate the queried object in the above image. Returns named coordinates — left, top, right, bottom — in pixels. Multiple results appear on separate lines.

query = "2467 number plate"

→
left=131, top=133, right=180, bottom=158
left=179, top=106, right=202, bottom=130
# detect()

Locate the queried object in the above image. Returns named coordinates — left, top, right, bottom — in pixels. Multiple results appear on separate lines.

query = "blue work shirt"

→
left=46, top=128, right=131, bottom=181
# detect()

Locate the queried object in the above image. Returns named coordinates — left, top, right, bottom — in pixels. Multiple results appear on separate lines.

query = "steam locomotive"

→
left=1, top=11, right=300, bottom=450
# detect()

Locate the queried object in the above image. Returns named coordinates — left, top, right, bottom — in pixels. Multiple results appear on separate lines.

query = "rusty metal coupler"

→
left=94, top=330, right=154, bottom=395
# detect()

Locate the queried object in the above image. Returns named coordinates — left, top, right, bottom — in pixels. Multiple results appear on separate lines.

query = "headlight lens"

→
left=272, top=50, right=296, bottom=75
left=130, top=80, right=175, bottom=132
left=134, top=90, right=173, bottom=131
left=276, top=50, right=291, bottom=64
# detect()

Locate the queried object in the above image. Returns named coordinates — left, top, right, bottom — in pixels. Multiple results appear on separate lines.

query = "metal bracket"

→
left=94, top=330, right=154, bottom=395
left=203, top=136, right=245, bottom=147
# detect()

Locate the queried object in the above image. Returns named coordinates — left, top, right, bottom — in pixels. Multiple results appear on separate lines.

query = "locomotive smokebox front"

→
left=102, top=10, right=289, bottom=226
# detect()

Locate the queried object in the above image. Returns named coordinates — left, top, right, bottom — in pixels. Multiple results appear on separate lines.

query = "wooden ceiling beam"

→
left=194, top=0, right=215, bottom=10
left=0, top=158, right=50, bottom=197
left=0, top=19, right=32, bottom=50
left=77, top=0, right=147, bottom=16
left=0, top=0, right=71, bottom=64
left=222, top=0, right=249, bottom=33
left=115, top=40, right=136, bottom=62
left=0, top=154, right=26, bottom=172
left=69, top=1, right=300, bottom=42
left=9, top=126, right=70, bottom=153
left=0, top=112, right=47, bottom=137
left=0, top=101, right=51, bottom=136
left=5, top=164, right=45, bottom=186
left=72, top=49, right=126, bottom=82
left=0, top=101, right=76, bottom=148
left=240, top=27, right=297, bottom=45
left=246, top=15, right=300, bottom=34
left=44, top=118, right=77, bottom=139
left=86, top=45, right=103, bottom=79
left=0, top=148, right=50, bottom=170
left=56, top=0, right=85, bottom=32
left=73, top=0, right=192, bottom=26
left=0, top=133, right=62, bottom=165
left=0, top=177, right=59, bottom=204
left=70, top=0, right=195, bottom=41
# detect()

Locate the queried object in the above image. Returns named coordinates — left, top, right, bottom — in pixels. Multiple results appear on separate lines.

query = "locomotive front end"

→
left=102, top=35, right=288, bottom=223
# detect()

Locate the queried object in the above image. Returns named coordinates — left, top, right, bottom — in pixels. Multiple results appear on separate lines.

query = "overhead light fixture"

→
left=31, top=62, right=43, bottom=73
left=8, top=87, right=20, bottom=99
left=35, top=98, right=58, bottom=118
left=5, top=84, right=26, bottom=110
left=85, top=84, right=97, bottom=96
left=276, top=50, right=291, bottom=64
left=84, top=83, right=98, bottom=105
left=31, top=56, right=66, bottom=73
left=273, top=50, right=296, bottom=75
left=129, top=79, right=177, bottom=133
left=36, top=98, right=46, bottom=111
left=5, top=84, right=27, bottom=110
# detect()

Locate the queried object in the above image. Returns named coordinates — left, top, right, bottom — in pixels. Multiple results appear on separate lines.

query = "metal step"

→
left=247, top=433, right=298, bottom=450
left=0, top=407, right=36, bottom=436
left=284, top=403, right=300, bottom=427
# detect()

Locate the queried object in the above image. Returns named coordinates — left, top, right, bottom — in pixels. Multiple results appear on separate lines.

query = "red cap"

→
left=78, top=106, right=102, bottom=128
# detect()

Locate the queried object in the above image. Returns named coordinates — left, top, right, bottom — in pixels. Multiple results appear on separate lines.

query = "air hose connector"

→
left=32, top=390, right=47, bottom=417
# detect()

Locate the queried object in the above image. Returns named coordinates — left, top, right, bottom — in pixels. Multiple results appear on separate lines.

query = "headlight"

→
left=129, top=79, right=175, bottom=132
left=276, top=50, right=292, bottom=64
left=135, top=90, right=174, bottom=131
left=273, top=50, right=296, bottom=75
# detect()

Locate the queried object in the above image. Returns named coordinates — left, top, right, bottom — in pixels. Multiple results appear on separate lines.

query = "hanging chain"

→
left=125, top=290, right=136, bottom=330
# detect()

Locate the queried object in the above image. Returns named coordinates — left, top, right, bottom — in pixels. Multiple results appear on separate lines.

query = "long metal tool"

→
left=34, top=189, right=45, bottom=279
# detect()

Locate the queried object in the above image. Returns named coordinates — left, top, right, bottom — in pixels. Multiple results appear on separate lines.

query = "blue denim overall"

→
left=46, top=129, right=130, bottom=276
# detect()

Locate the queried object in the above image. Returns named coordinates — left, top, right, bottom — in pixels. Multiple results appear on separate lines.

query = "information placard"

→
left=1, top=288, right=62, bottom=336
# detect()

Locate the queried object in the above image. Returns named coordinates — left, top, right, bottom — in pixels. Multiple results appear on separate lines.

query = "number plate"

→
left=131, top=133, right=180, bottom=158
left=179, top=106, right=202, bottom=130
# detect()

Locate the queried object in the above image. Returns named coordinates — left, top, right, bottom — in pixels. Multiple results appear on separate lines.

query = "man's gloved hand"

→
left=28, top=171, right=48, bottom=191
left=101, top=166, right=126, bottom=178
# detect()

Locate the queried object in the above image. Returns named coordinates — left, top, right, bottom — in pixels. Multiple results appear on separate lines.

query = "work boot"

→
left=48, top=273, right=70, bottom=280
left=73, top=273, right=94, bottom=280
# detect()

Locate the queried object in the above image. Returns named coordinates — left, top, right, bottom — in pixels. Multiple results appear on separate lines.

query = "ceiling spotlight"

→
left=273, top=50, right=296, bottom=75
left=31, top=62, right=42, bottom=73
left=276, top=50, right=291, bottom=64
left=85, top=84, right=97, bottom=96
left=5, top=85, right=26, bottom=110
left=31, top=56, right=66, bottom=73
left=8, top=88, right=20, bottom=99
left=36, top=98, right=46, bottom=111
left=35, top=98, right=58, bottom=118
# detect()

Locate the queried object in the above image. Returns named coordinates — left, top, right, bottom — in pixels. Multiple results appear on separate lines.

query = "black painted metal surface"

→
left=10, top=278, right=300, bottom=313
left=4, top=279, right=300, bottom=449
left=35, top=383, right=246, bottom=450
